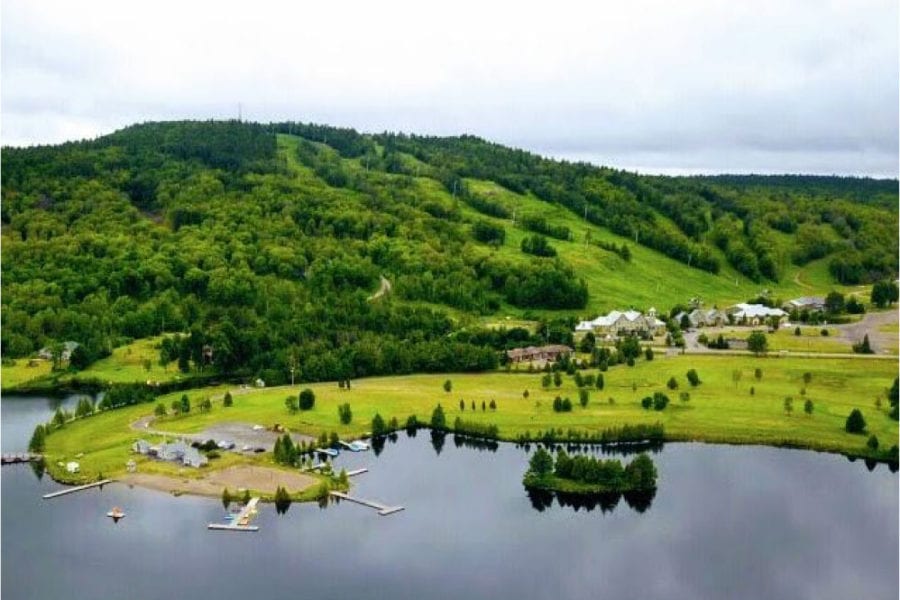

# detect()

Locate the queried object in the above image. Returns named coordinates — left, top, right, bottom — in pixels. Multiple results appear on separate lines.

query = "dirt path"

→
left=367, top=275, right=391, bottom=301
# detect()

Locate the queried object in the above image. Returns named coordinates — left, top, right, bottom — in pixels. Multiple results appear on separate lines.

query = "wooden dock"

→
left=346, top=468, right=368, bottom=477
left=42, top=479, right=114, bottom=499
left=2, top=453, right=42, bottom=466
left=207, top=523, right=259, bottom=532
left=329, top=491, right=404, bottom=516
left=208, top=497, right=260, bottom=532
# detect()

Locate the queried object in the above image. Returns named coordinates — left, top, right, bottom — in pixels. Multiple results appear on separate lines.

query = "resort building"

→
left=727, top=303, right=787, bottom=326
left=575, top=309, right=666, bottom=337
left=505, top=345, right=574, bottom=364
left=785, top=296, right=826, bottom=312
left=133, top=439, right=208, bottom=468
left=672, top=308, right=727, bottom=329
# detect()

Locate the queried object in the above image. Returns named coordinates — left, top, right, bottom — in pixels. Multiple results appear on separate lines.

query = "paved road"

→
left=830, top=309, right=898, bottom=354
left=681, top=309, right=898, bottom=357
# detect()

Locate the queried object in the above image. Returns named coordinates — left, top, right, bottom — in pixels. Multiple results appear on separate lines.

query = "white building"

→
left=728, top=303, right=787, bottom=326
left=576, top=309, right=666, bottom=336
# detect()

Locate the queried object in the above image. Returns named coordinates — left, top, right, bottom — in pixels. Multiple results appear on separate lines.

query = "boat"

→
left=349, top=440, right=370, bottom=452
left=107, top=506, right=125, bottom=520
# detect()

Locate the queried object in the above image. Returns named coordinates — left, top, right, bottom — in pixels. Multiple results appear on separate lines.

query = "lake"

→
left=2, top=395, right=897, bottom=600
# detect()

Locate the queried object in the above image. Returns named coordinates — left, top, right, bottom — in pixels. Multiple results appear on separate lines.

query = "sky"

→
left=2, top=0, right=898, bottom=177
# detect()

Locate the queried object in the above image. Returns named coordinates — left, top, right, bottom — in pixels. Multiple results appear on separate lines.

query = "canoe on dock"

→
left=209, top=497, right=260, bottom=532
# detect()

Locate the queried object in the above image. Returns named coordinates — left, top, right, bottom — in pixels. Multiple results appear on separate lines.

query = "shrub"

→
left=641, top=396, right=652, bottom=410
left=845, top=409, right=866, bottom=433
left=223, top=391, right=233, bottom=407
left=867, top=435, right=879, bottom=450
left=431, top=404, right=447, bottom=430
left=490, top=399, right=497, bottom=410
left=667, top=376, right=678, bottom=390
left=652, top=392, right=669, bottom=411
left=372, top=413, right=386, bottom=436
left=298, top=389, right=315, bottom=410
left=679, top=391, right=690, bottom=403
left=686, top=369, right=700, bottom=386
left=579, top=389, right=589, bottom=408
left=338, top=402, right=352, bottom=425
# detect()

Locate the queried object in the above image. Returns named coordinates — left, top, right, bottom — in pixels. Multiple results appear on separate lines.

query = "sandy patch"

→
left=121, top=465, right=318, bottom=497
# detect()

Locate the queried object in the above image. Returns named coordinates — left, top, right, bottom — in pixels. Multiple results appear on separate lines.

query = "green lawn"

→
left=711, top=327, right=851, bottom=353
left=1, top=359, right=53, bottom=390
left=60, top=336, right=184, bottom=385
left=2, top=336, right=188, bottom=391
left=42, top=355, right=898, bottom=484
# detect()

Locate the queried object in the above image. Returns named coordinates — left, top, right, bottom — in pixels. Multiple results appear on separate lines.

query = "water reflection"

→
left=452, top=434, right=498, bottom=452
left=525, top=486, right=656, bottom=514
left=430, top=429, right=446, bottom=455
left=29, top=459, right=45, bottom=481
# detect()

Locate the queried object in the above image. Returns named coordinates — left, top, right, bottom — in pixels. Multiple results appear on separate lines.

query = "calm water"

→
left=2, top=396, right=897, bottom=600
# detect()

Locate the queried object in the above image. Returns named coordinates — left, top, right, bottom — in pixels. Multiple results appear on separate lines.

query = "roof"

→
left=731, top=303, right=786, bottom=318
left=788, top=296, right=825, bottom=308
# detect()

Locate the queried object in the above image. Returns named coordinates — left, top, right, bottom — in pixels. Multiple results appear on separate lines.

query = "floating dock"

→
left=329, top=491, right=404, bottom=516
left=208, top=497, right=260, bottom=532
left=43, top=479, right=114, bottom=499
left=346, top=468, right=368, bottom=477
left=2, top=453, right=43, bottom=465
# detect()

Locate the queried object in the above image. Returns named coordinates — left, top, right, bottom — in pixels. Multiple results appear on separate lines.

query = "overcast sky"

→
left=2, top=0, right=898, bottom=176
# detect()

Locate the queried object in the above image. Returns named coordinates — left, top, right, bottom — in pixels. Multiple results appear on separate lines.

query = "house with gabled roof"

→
left=576, top=308, right=666, bottom=336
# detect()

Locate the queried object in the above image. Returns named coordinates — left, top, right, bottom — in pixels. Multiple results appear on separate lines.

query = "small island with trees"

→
left=523, top=447, right=658, bottom=494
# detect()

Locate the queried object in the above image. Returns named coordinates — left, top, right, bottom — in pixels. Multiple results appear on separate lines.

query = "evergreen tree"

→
left=28, top=424, right=46, bottom=453
left=845, top=409, right=866, bottom=433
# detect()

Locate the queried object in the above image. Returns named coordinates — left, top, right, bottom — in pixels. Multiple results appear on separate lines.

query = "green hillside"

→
left=1, top=120, right=897, bottom=385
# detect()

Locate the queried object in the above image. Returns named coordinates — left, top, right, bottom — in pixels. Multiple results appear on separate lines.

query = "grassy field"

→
left=59, top=336, right=184, bottom=384
left=1, top=359, right=53, bottom=389
left=708, top=327, right=852, bottom=353
left=41, top=354, right=898, bottom=487
left=277, top=134, right=868, bottom=319
left=1, top=336, right=188, bottom=391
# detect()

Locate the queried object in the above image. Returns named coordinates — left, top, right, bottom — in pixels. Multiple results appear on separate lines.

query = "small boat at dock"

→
left=107, top=506, right=125, bottom=520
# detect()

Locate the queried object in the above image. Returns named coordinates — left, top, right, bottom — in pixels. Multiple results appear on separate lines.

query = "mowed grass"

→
left=48, top=355, right=898, bottom=475
left=1, top=359, right=53, bottom=389
left=2, top=337, right=185, bottom=391
left=42, top=384, right=262, bottom=484
left=711, top=327, right=852, bottom=353
left=60, top=336, right=184, bottom=384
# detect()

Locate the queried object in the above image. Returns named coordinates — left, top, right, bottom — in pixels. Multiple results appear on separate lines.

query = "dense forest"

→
left=2, top=120, right=897, bottom=383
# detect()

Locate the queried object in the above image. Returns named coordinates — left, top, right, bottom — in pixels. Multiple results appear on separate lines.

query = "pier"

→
left=42, top=479, right=114, bottom=499
left=346, top=468, right=368, bottom=477
left=329, top=491, right=404, bottom=516
left=208, top=497, right=260, bottom=532
left=2, top=453, right=43, bottom=466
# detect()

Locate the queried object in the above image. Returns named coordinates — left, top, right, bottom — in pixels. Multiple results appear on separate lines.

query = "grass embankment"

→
left=42, top=355, right=899, bottom=487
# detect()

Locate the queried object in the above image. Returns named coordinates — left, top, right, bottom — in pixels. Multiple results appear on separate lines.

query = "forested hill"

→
left=2, top=120, right=897, bottom=383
